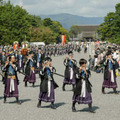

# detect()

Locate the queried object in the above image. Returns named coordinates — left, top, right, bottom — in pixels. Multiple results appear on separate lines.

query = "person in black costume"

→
left=63, top=51, right=77, bottom=91
left=37, top=57, right=59, bottom=109
left=72, top=59, right=95, bottom=113
left=24, top=51, right=36, bottom=87
left=102, top=51, right=119, bottom=94
left=3, top=55, right=21, bottom=104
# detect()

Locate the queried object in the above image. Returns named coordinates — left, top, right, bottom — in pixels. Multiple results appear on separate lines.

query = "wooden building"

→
left=70, top=25, right=99, bottom=41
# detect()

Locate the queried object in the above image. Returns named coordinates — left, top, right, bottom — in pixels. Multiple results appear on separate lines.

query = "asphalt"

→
left=0, top=48, right=120, bottom=120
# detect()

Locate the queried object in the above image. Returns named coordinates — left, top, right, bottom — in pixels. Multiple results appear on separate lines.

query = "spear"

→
left=53, top=72, right=64, bottom=77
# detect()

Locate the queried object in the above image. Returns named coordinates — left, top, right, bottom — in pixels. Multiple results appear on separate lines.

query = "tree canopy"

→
left=0, top=0, right=69, bottom=45
left=97, top=3, right=120, bottom=44
left=69, top=25, right=81, bottom=38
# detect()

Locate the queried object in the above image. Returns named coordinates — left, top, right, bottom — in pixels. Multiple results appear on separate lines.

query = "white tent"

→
left=30, top=42, right=45, bottom=46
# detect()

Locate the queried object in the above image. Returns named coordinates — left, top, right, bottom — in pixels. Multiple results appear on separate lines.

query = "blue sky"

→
left=5, top=0, right=120, bottom=17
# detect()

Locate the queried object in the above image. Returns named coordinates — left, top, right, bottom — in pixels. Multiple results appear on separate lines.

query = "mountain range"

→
left=40, top=13, right=104, bottom=30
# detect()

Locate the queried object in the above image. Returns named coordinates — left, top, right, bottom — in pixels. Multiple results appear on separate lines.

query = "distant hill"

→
left=40, top=13, right=104, bottom=30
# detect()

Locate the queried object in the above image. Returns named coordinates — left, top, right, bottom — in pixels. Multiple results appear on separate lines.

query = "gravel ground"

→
left=0, top=49, right=120, bottom=120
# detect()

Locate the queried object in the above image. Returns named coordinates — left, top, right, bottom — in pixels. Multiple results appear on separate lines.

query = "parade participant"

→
left=102, top=51, right=119, bottom=94
left=13, top=41, right=19, bottom=51
left=37, top=57, right=59, bottom=109
left=17, top=51, right=24, bottom=72
left=24, top=51, right=36, bottom=87
left=63, top=51, right=77, bottom=91
left=22, top=42, right=25, bottom=49
left=41, top=49, right=45, bottom=61
left=77, top=45, right=81, bottom=53
left=54, top=46, right=57, bottom=56
left=84, top=45, right=87, bottom=53
left=37, top=49, right=42, bottom=69
left=112, top=49, right=117, bottom=60
left=49, top=47, right=52, bottom=57
left=2, top=55, right=21, bottom=104
left=72, top=59, right=94, bottom=113
left=116, top=51, right=120, bottom=63
left=100, top=50, right=104, bottom=61
left=56, top=46, right=59, bottom=55
left=0, top=51, right=7, bottom=82
left=9, top=49, right=15, bottom=56
left=25, top=41, right=29, bottom=48
left=0, top=51, right=7, bottom=67
left=15, top=50, right=18, bottom=60
left=88, top=55, right=92, bottom=70
left=56, top=46, right=59, bottom=56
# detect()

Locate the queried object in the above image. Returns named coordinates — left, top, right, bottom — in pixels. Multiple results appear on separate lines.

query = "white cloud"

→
left=6, top=0, right=120, bottom=17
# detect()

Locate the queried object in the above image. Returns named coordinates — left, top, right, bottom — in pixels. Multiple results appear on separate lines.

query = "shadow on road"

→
left=54, top=102, right=66, bottom=108
left=20, top=99, right=31, bottom=103
left=107, top=91, right=120, bottom=94
left=0, top=96, right=4, bottom=100
left=28, top=84, right=40, bottom=88
left=9, top=99, right=31, bottom=104
left=33, top=85, right=40, bottom=88
left=41, top=102, right=66, bottom=109
left=77, top=106, right=99, bottom=112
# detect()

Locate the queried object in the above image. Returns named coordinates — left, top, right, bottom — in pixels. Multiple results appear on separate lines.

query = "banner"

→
left=96, top=41, right=100, bottom=45
left=61, top=35, right=65, bottom=46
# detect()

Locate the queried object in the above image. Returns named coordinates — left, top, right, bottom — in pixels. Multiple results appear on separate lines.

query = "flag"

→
left=96, top=41, right=100, bottom=45
left=61, top=35, right=65, bottom=46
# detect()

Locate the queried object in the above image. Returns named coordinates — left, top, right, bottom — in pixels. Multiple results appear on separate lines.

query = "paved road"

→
left=0, top=50, right=120, bottom=120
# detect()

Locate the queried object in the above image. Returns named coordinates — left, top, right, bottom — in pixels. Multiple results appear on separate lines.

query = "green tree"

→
left=97, top=3, right=120, bottom=44
left=69, top=25, right=81, bottom=38
left=0, top=1, right=69, bottom=45
left=43, top=18, right=53, bottom=27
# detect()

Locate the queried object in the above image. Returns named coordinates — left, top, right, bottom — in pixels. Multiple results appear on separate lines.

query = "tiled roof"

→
left=78, top=25, right=99, bottom=31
